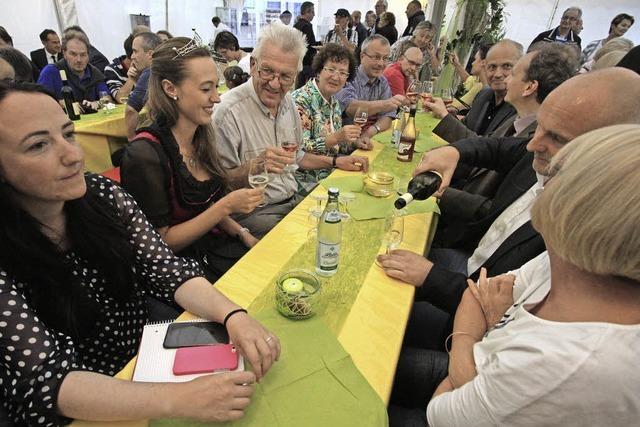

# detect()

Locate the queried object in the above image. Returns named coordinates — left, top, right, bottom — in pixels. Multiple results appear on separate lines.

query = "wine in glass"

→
left=375, top=214, right=404, bottom=267
left=353, top=107, right=368, bottom=128
left=279, top=129, right=299, bottom=173
left=420, top=81, right=433, bottom=112
left=441, top=88, right=454, bottom=107
left=248, top=157, right=269, bottom=207
left=406, top=80, right=421, bottom=106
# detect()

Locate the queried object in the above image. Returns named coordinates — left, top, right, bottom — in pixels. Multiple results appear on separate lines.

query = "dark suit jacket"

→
left=439, top=119, right=538, bottom=221
left=433, top=88, right=517, bottom=143
left=30, top=49, right=61, bottom=72
left=402, top=11, right=426, bottom=37
left=417, top=220, right=545, bottom=315
left=434, top=136, right=537, bottom=252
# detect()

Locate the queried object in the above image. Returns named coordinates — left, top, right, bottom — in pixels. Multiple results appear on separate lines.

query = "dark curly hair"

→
left=311, top=43, right=357, bottom=82
left=525, top=43, right=578, bottom=104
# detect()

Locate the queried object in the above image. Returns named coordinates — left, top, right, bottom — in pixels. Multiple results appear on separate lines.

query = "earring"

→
left=172, top=96, right=178, bottom=100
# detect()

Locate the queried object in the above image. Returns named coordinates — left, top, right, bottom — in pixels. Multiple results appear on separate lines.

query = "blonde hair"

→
left=593, top=37, right=634, bottom=62
left=531, top=124, right=640, bottom=282
left=592, top=50, right=628, bottom=71
left=147, top=37, right=226, bottom=180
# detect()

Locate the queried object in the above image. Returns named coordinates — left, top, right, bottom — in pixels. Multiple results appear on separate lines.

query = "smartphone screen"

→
left=163, top=321, right=229, bottom=349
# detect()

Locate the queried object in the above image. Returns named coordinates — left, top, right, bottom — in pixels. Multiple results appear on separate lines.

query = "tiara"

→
left=172, top=28, right=207, bottom=59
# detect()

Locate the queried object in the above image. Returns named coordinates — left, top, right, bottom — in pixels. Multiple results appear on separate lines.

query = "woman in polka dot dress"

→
left=0, top=82, right=280, bottom=426
left=120, top=37, right=265, bottom=283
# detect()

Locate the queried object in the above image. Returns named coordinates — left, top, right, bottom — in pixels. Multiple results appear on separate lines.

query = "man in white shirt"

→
left=213, top=31, right=251, bottom=73
left=210, top=16, right=232, bottom=46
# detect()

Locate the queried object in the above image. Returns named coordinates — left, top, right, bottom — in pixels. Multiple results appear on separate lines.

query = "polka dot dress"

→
left=0, top=175, right=203, bottom=426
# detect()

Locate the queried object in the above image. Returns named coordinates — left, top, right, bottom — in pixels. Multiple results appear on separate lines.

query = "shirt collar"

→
left=513, top=113, right=537, bottom=135
left=311, top=78, right=333, bottom=106
left=356, top=65, right=381, bottom=87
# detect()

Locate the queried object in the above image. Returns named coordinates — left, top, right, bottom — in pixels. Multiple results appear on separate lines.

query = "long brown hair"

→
left=147, top=37, right=226, bottom=180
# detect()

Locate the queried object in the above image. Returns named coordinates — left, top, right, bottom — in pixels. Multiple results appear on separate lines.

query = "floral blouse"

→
left=292, top=78, right=346, bottom=192
left=0, top=174, right=202, bottom=426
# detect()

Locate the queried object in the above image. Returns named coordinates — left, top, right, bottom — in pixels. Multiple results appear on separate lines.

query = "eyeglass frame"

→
left=362, top=51, right=392, bottom=63
left=256, top=66, right=296, bottom=86
left=322, top=66, right=350, bottom=79
left=401, top=54, right=423, bottom=68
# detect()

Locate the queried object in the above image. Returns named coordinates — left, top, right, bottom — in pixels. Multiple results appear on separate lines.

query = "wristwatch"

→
left=332, top=155, right=338, bottom=167
left=373, top=123, right=382, bottom=134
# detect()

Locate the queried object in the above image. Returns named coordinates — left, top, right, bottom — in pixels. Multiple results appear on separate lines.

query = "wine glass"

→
left=375, top=214, right=404, bottom=267
left=420, top=81, right=433, bottom=112
left=406, top=80, right=421, bottom=106
left=278, top=128, right=299, bottom=173
left=98, top=91, right=111, bottom=113
left=338, top=192, right=355, bottom=221
left=440, top=88, right=453, bottom=107
left=354, top=107, right=368, bottom=128
left=246, top=152, right=269, bottom=208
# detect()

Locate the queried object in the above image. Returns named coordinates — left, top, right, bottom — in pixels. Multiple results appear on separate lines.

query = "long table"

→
left=73, top=114, right=443, bottom=427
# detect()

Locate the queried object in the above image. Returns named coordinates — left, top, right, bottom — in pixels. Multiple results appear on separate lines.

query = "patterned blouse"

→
left=292, top=78, right=346, bottom=192
left=0, top=174, right=202, bottom=426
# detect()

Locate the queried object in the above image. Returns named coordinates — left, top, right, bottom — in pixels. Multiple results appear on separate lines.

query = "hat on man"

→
left=335, top=8, right=350, bottom=17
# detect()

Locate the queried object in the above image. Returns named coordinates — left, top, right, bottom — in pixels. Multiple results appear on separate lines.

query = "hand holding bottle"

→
left=413, top=146, right=461, bottom=194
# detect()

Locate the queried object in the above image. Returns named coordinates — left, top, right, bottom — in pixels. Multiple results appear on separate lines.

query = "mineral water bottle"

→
left=315, top=188, right=342, bottom=277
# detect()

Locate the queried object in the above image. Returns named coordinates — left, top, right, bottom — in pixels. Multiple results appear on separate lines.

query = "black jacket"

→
left=433, top=88, right=517, bottom=143
left=375, top=25, right=398, bottom=46
left=418, top=137, right=544, bottom=314
left=294, top=18, right=319, bottom=66
left=529, top=27, right=581, bottom=51
left=30, top=48, right=61, bottom=72
left=402, top=11, right=425, bottom=37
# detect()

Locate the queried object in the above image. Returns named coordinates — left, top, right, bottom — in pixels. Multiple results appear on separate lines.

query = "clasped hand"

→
left=263, top=146, right=296, bottom=174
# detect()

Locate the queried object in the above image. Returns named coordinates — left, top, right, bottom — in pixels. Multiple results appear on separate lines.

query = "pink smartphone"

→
left=172, top=344, right=239, bottom=375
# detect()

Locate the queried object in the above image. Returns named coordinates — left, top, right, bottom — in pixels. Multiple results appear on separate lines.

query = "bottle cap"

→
left=328, top=187, right=340, bottom=196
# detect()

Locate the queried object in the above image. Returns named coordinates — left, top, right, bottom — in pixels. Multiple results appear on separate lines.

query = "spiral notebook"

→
left=132, top=318, right=244, bottom=383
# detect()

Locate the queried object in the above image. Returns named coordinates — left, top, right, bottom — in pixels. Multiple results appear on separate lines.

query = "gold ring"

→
left=265, top=336, right=273, bottom=343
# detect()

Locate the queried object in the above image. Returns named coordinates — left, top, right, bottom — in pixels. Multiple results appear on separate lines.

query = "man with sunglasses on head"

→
left=336, top=34, right=411, bottom=150
left=213, top=24, right=368, bottom=238
left=383, top=44, right=423, bottom=96
left=529, top=6, right=582, bottom=51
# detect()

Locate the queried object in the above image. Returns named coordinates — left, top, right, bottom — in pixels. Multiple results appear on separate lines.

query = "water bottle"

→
left=315, top=187, right=342, bottom=277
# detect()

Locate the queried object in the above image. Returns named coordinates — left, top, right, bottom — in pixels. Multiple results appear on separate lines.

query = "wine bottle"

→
left=59, top=70, right=80, bottom=120
left=394, top=171, right=443, bottom=209
left=315, top=188, right=342, bottom=277
left=390, top=107, right=407, bottom=148
left=397, top=107, right=417, bottom=162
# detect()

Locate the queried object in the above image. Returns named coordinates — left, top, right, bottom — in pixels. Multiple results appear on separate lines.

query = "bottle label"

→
left=397, top=140, right=415, bottom=161
left=72, top=102, right=81, bottom=116
left=391, top=129, right=401, bottom=146
left=400, top=193, right=414, bottom=204
left=317, top=242, right=340, bottom=271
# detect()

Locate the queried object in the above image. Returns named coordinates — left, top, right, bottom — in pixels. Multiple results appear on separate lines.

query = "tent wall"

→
left=3, top=0, right=640, bottom=65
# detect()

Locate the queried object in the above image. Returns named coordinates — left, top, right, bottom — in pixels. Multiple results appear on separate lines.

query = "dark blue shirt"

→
left=37, top=61, right=108, bottom=102
left=127, top=67, right=150, bottom=112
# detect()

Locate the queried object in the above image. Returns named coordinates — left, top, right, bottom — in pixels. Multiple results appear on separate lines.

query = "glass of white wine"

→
left=247, top=155, right=269, bottom=208
left=375, top=214, right=404, bottom=267
left=353, top=107, right=368, bottom=128
left=98, top=91, right=111, bottom=114
left=406, top=80, right=421, bottom=106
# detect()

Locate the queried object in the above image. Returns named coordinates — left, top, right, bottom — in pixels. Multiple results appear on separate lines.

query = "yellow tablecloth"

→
left=75, top=105, right=130, bottom=173
left=73, top=114, right=444, bottom=427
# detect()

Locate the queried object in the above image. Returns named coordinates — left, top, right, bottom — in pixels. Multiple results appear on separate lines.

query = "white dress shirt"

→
left=466, top=173, right=545, bottom=274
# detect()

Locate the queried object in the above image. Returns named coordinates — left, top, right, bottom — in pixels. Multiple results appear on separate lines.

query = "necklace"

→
left=187, top=157, right=197, bottom=168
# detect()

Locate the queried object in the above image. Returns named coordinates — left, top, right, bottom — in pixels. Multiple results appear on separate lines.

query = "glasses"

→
left=402, top=55, right=422, bottom=68
left=561, top=15, right=578, bottom=22
left=362, top=51, right=391, bottom=63
left=323, top=67, right=349, bottom=79
left=257, top=67, right=295, bottom=85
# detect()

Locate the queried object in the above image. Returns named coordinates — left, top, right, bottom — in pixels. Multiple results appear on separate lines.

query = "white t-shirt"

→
left=427, top=254, right=640, bottom=426
left=237, top=53, right=251, bottom=73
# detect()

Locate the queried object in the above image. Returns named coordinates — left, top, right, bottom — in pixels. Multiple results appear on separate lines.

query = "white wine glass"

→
left=247, top=156, right=269, bottom=208
left=421, top=81, right=433, bottom=112
left=354, top=107, right=368, bottom=128
left=338, top=192, right=356, bottom=221
left=98, top=91, right=111, bottom=113
left=375, top=214, right=404, bottom=267
left=440, top=88, right=453, bottom=107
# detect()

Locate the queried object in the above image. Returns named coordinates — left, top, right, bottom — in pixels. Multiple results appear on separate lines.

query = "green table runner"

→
left=374, top=112, right=442, bottom=153
left=151, top=310, right=388, bottom=427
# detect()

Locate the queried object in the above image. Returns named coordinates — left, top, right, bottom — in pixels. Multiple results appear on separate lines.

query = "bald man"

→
left=378, top=68, right=640, bottom=311
left=383, top=45, right=424, bottom=96
left=429, top=40, right=524, bottom=143
left=386, top=69, right=640, bottom=424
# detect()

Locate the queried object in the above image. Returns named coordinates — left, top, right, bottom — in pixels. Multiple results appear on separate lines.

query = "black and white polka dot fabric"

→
left=0, top=174, right=203, bottom=426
